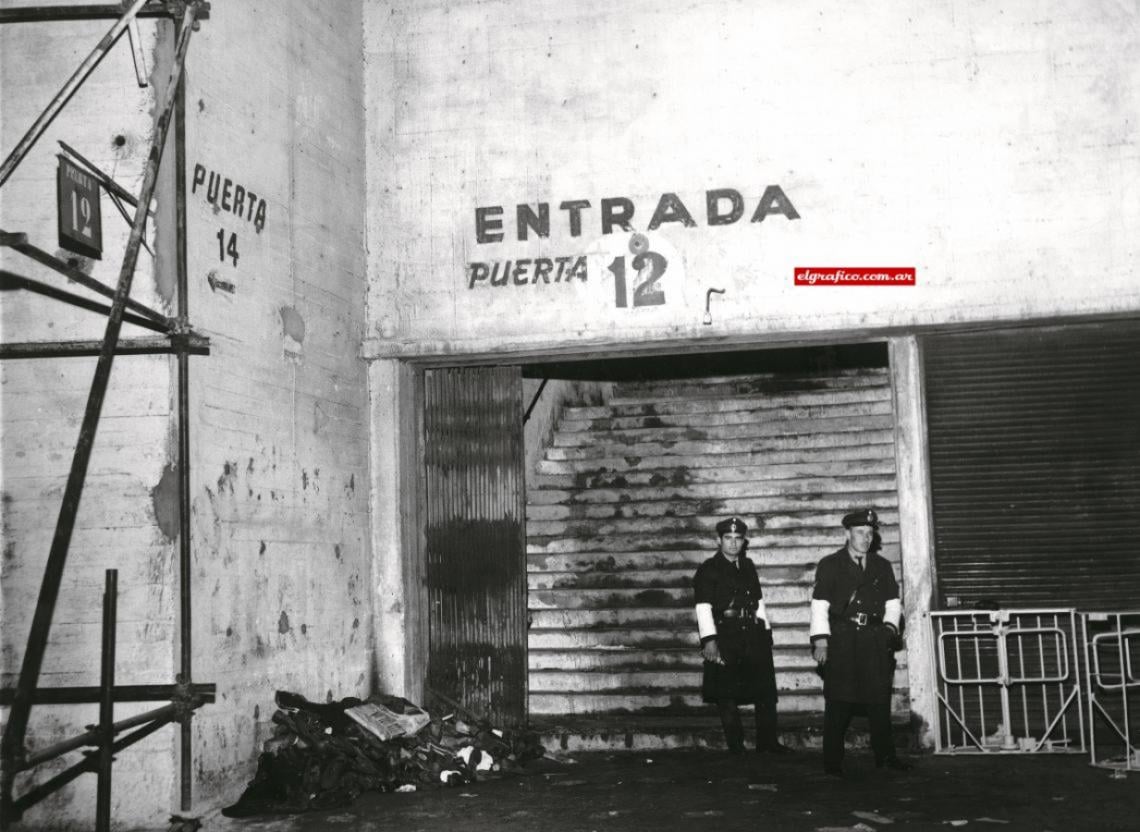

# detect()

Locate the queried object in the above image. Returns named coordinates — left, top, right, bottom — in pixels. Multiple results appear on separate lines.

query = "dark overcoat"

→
left=693, top=551, right=778, bottom=703
left=811, top=546, right=900, bottom=704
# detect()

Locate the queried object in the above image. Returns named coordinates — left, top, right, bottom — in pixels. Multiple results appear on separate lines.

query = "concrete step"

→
left=556, top=399, right=894, bottom=433
left=597, top=380, right=889, bottom=410
left=527, top=566, right=814, bottom=591
left=528, top=543, right=900, bottom=572
left=551, top=414, right=895, bottom=449
left=529, top=712, right=913, bottom=753
left=529, top=585, right=812, bottom=609
left=526, top=492, right=897, bottom=522
left=527, top=525, right=899, bottom=554
left=542, top=429, right=896, bottom=462
left=533, top=460, right=897, bottom=489
left=536, top=445, right=894, bottom=475
left=610, top=369, right=888, bottom=399
left=527, top=647, right=818, bottom=671
left=527, top=513, right=899, bottom=542
left=528, top=667, right=830, bottom=693
left=563, top=386, right=890, bottom=421
left=529, top=690, right=910, bottom=716
left=526, top=620, right=811, bottom=647
left=527, top=476, right=897, bottom=505
left=528, top=605, right=809, bottom=629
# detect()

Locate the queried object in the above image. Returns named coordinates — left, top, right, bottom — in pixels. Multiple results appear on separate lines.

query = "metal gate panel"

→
left=923, top=324, right=1140, bottom=611
left=1082, top=611, right=1140, bottom=773
left=423, top=366, right=527, bottom=727
left=931, top=609, right=1085, bottom=754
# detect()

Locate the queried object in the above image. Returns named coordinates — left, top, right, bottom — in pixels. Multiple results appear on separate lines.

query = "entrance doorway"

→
left=518, top=343, right=901, bottom=738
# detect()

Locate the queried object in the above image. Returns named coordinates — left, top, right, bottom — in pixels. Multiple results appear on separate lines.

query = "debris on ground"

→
left=221, top=690, right=545, bottom=817
left=852, top=809, right=895, bottom=823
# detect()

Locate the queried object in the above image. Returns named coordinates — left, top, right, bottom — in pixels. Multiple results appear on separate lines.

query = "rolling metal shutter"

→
left=424, top=366, right=528, bottom=726
left=923, top=322, right=1140, bottom=611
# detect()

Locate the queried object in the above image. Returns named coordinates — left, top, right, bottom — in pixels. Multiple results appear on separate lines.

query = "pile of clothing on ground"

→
left=221, top=690, right=545, bottom=816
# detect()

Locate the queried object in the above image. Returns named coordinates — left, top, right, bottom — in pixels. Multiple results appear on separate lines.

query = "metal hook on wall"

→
left=704, top=287, right=725, bottom=325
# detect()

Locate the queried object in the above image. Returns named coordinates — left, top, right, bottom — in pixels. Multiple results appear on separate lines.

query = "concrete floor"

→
left=205, top=749, right=1138, bottom=832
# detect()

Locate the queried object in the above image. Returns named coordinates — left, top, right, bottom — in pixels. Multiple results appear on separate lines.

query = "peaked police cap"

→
left=716, top=516, right=748, bottom=536
left=842, top=509, right=879, bottom=529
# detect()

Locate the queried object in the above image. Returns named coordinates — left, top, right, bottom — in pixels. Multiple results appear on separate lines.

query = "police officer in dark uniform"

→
left=809, top=509, right=912, bottom=776
left=693, top=516, right=790, bottom=754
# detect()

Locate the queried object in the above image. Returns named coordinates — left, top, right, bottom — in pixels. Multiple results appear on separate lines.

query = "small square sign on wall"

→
left=56, top=155, right=102, bottom=259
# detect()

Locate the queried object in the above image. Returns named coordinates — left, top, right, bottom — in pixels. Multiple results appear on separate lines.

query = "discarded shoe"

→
left=876, top=756, right=913, bottom=771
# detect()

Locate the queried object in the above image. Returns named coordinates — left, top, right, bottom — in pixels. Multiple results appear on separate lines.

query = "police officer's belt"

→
left=843, top=612, right=883, bottom=627
left=717, top=608, right=749, bottom=619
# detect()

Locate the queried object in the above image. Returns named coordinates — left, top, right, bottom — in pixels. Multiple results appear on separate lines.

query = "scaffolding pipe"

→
left=96, top=570, right=117, bottom=832
left=0, top=683, right=215, bottom=706
left=0, top=0, right=151, bottom=188
left=0, top=3, right=187, bottom=25
left=0, top=232, right=171, bottom=327
left=0, top=4, right=198, bottom=770
left=174, top=10, right=195, bottom=806
left=0, top=335, right=209, bottom=360
left=22, top=704, right=179, bottom=771
left=9, top=709, right=178, bottom=819
left=0, top=270, right=169, bottom=333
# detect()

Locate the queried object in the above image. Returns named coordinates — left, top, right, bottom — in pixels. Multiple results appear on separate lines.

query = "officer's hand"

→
left=812, top=639, right=828, bottom=665
left=885, top=623, right=901, bottom=651
left=701, top=640, right=725, bottom=665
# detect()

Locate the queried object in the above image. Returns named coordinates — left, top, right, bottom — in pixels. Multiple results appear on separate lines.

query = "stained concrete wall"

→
left=1, top=1, right=369, bottom=827
left=363, top=0, right=1140, bottom=361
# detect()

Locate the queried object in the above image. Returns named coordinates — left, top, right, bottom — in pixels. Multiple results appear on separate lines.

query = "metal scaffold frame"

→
left=0, top=3, right=213, bottom=829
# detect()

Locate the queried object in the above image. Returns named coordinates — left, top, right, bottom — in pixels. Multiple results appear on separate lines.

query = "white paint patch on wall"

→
left=364, top=0, right=1140, bottom=359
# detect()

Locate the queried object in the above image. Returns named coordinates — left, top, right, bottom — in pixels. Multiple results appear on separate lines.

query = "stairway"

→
left=525, top=368, right=906, bottom=751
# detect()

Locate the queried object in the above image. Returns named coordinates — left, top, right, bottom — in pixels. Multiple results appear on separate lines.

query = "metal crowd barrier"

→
left=930, top=609, right=1085, bottom=754
left=1081, top=611, right=1140, bottom=773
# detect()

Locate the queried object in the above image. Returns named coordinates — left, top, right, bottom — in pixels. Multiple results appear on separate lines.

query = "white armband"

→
left=809, top=599, right=831, bottom=638
left=884, top=598, right=902, bottom=630
left=754, top=599, right=770, bottom=630
left=696, top=602, right=716, bottom=640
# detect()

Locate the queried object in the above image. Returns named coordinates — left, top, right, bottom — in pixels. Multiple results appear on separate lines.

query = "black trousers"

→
left=716, top=697, right=779, bottom=751
left=823, top=699, right=894, bottom=768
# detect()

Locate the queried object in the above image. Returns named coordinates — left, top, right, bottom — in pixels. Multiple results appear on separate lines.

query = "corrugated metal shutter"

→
left=424, top=366, right=528, bottom=726
left=923, top=322, right=1140, bottom=610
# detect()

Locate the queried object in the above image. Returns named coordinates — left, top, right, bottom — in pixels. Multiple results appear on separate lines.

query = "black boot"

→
left=719, top=699, right=745, bottom=753
left=754, top=698, right=792, bottom=753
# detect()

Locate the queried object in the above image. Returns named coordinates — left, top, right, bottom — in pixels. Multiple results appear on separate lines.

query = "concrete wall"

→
left=522, top=378, right=609, bottom=479
left=363, top=0, right=1140, bottom=361
left=1, top=1, right=370, bottom=826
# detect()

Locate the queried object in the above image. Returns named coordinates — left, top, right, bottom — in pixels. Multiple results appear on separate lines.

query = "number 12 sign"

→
left=57, top=155, right=103, bottom=259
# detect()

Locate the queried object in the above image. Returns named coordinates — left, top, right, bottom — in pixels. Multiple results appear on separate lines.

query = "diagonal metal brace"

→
left=0, top=230, right=171, bottom=328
